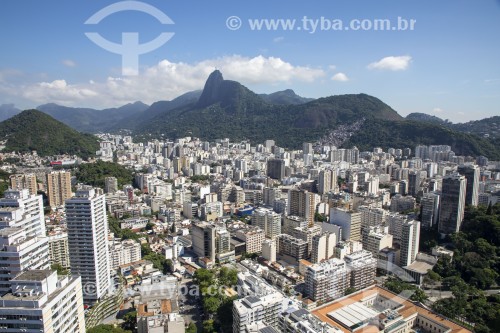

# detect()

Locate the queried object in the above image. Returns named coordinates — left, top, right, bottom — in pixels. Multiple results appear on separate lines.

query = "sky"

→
left=0, top=0, right=499, bottom=122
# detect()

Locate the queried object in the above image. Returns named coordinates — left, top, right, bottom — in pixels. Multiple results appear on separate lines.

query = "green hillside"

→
left=0, top=109, right=99, bottom=159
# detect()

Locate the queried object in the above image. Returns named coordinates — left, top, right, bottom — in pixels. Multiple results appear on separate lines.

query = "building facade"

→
left=66, top=187, right=111, bottom=305
left=47, top=170, right=73, bottom=208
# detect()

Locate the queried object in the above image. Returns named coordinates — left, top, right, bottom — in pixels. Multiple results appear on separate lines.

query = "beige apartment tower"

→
left=47, top=170, right=72, bottom=208
left=9, top=173, right=38, bottom=195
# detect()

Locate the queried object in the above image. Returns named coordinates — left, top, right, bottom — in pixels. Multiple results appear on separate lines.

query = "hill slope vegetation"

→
left=0, top=110, right=99, bottom=158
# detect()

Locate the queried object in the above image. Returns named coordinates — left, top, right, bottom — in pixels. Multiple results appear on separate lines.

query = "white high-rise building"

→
left=361, top=225, right=393, bottom=255
left=66, top=187, right=111, bottom=305
left=0, top=270, right=86, bottom=332
left=262, top=238, right=277, bottom=262
left=311, top=232, right=337, bottom=264
left=305, top=258, right=349, bottom=304
left=232, top=272, right=286, bottom=333
left=0, top=227, right=50, bottom=293
left=109, top=238, right=141, bottom=272
left=366, top=176, right=380, bottom=196
left=329, top=208, right=361, bottom=241
left=291, top=225, right=322, bottom=256
left=344, top=250, right=377, bottom=291
left=358, top=206, right=387, bottom=228
left=252, top=208, right=281, bottom=239
left=0, top=189, right=45, bottom=238
left=318, top=169, right=336, bottom=195
left=387, top=213, right=409, bottom=244
left=283, top=215, right=308, bottom=235
left=400, top=220, right=421, bottom=267
left=48, top=231, right=71, bottom=268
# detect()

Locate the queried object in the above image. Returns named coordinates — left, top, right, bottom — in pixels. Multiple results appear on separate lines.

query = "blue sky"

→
left=0, top=0, right=499, bottom=122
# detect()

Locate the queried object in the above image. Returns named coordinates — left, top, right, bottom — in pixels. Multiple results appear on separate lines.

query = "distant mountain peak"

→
left=197, top=70, right=226, bottom=107
left=260, top=89, right=314, bottom=105
left=0, top=103, right=22, bottom=122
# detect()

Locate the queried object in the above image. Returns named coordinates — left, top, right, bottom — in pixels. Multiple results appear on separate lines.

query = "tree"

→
left=345, top=287, right=357, bottom=295
left=474, top=238, right=496, bottom=259
left=143, top=252, right=170, bottom=274
left=121, top=311, right=137, bottom=332
left=442, top=276, right=467, bottom=291
left=240, top=252, right=258, bottom=260
left=468, top=268, right=498, bottom=290
left=165, top=259, right=174, bottom=274
left=87, top=324, right=130, bottom=333
left=51, top=263, right=69, bottom=276
left=426, top=269, right=441, bottom=282
left=486, top=202, right=493, bottom=215
left=217, top=296, right=237, bottom=332
left=203, top=296, right=221, bottom=315
left=219, top=267, right=238, bottom=286
left=141, top=243, right=152, bottom=256
left=0, top=170, right=10, bottom=197
left=314, top=212, right=327, bottom=222
left=75, top=160, right=134, bottom=188
left=186, top=322, right=197, bottom=333
left=194, top=269, right=215, bottom=290
left=202, top=319, right=216, bottom=333
left=383, top=277, right=428, bottom=303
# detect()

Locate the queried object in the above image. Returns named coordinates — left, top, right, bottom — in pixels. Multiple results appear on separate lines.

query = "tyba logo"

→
left=84, top=1, right=174, bottom=75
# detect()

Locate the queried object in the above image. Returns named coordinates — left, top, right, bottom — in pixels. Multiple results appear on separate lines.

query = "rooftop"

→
left=0, top=227, right=23, bottom=237
left=327, top=302, right=379, bottom=329
left=13, top=270, right=54, bottom=281
left=311, top=285, right=472, bottom=333
left=404, top=260, right=435, bottom=274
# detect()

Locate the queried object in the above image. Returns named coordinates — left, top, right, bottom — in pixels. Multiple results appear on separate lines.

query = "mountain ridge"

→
left=0, top=104, right=21, bottom=122
left=36, top=101, right=150, bottom=133
left=131, top=70, right=500, bottom=159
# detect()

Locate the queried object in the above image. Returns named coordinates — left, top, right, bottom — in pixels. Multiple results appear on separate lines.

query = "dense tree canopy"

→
left=75, top=160, right=134, bottom=188
left=192, top=267, right=239, bottom=332
left=87, top=324, right=131, bottom=333
left=429, top=204, right=500, bottom=332
left=432, top=204, right=500, bottom=290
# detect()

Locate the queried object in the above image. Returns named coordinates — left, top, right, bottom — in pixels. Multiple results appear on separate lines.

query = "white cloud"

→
left=23, top=80, right=98, bottom=105
left=457, top=111, right=465, bottom=115
left=273, top=36, right=284, bottom=43
left=432, top=107, right=443, bottom=113
left=17, top=55, right=325, bottom=108
left=331, top=73, right=349, bottom=82
left=328, top=65, right=337, bottom=71
left=367, top=55, right=412, bottom=71
left=62, top=60, right=77, bottom=68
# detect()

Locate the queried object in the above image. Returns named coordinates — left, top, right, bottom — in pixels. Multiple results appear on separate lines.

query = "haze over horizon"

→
left=0, top=0, right=499, bottom=122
